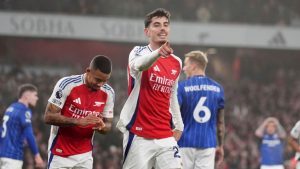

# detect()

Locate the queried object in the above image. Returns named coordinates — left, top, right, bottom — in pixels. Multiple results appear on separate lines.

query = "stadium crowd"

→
left=1, top=49, right=300, bottom=169
left=0, top=0, right=300, bottom=26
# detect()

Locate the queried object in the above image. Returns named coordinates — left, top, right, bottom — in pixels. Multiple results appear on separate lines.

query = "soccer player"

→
left=0, top=84, right=44, bottom=169
left=44, top=55, right=115, bottom=169
left=288, top=120, right=300, bottom=169
left=255, top=117, right=286, bottom=169
left=116, top=8, right=184, bottom=169
left=177, top=51, right=225, bottom=169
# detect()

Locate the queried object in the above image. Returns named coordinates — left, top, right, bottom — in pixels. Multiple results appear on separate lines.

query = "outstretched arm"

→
left=44, top=102, right=102, bottom=126
left=131, top=42, right=173, bottom=71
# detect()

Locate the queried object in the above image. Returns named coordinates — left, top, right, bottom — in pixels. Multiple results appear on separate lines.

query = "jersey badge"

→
left=55, top=89, right=63, bottom=99
left=171, top=69, right=177, bottom=75
left=94, top=101, right=104, bottom=107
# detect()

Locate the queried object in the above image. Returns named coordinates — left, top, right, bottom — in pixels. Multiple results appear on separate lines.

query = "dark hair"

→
left=90, top=55, right=112, bottom=74
left=144, top=8, right=171, bottom=28
left=18, top=83, right=38, bottom=98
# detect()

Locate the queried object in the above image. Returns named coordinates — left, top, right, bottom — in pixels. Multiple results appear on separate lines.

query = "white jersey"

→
left=290, top=120, right=300, bottom=160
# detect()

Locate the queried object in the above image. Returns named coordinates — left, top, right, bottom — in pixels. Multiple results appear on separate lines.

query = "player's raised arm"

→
left=130, top=42, right=172, bottom=72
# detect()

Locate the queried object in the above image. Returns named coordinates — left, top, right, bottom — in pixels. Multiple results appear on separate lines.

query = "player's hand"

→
left=77, top=114, right=102, bottom=126
left=173, top=129, right=182, bottom=141
left=34, top=154, right=45, bottom=168
left=215, top=146, right=224, bottom=167
left=159, top=41, right=173, bottom=57
left=92, top=119, right=106, bottom=131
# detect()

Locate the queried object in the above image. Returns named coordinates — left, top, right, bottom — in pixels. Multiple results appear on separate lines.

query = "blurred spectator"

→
left=0, top=0, right=299, bottom=26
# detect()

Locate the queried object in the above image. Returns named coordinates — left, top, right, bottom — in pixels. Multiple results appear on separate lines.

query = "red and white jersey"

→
left=117, top=45, right=182, bottom=139
left=47, top=74, right=114, bottom=157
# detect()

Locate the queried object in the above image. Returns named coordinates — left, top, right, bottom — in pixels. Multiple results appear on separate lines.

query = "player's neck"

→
left=193, top=69, right=205, bottom=76
left=18, top=98, right=29, bottom=107
left=149, top=42, right=161, bottom=51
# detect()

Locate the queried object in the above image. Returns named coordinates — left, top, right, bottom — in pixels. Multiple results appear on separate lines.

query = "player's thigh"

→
left=180, top=148, right=196, bottom=169
left=155, top=138, right=183, bottom=169
left=194, top=148, right=215, bottom=169
left=122, top=133, right=156, bottom=169
left=0, top=158, right=23, bottom=169
left=49, top=151, right=92, bottom=169
left=73, top=153, right=93, bottom=169
left=48, top=154, right=73, bottom=169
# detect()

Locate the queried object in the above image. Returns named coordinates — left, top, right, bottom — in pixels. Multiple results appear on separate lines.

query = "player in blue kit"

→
left=255, top=117, right=286, bottom=169
left=0, top=84, right=44, bottom=169
left=177, top=50, right=225, bottom=169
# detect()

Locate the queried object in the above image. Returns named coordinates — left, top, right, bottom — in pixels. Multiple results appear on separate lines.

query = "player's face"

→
left=144, top=16, right=170, bottom=45
left=25, top=91, right=39, bottom=107
left=266, top=121, right=276, bottom=134
left=86, top=68, right=111, bottom=91
left=183, top=57, right=194, bottom=78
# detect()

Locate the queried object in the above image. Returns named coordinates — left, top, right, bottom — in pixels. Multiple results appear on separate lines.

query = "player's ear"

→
left=144, top=28, right=150, bottom=37
left=86, top=68, right=91, bottom=73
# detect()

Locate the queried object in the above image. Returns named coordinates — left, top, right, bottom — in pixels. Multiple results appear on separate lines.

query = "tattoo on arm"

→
left=217, top=109, right=225, bottom=146
left=44, top=103, right=77, bottom=126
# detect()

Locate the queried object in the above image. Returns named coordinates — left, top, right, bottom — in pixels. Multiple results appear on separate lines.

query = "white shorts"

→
left=0, top=157, right=23, bottom=169
left=260, top=165, right=284, bottom=169
left=296, top=162, right=300, bottom=169
left=47, top=151, right=93, bottom=169
left=180, top=147, right=215, bottom=169
left=122, top=131, right=183, bottom=169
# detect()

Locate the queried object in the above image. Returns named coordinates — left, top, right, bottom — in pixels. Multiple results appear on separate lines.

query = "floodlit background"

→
left=1, top=0, right=300, bottom=168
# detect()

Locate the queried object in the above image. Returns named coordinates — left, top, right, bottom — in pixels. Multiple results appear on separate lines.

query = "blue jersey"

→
left=177, top=75, right=225, bottom=148
left=0, top=102, right=38, bottom=160
left=260, top=134, right=284, bottom=165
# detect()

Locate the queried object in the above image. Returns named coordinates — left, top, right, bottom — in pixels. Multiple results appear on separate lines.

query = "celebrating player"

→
left=177, top=51, right=225, bottom=169
left=44, top=55, right=115, bottom=169
left=116, top=8, right=184, bottom=169
left=0, top=84, right=45, bottom=169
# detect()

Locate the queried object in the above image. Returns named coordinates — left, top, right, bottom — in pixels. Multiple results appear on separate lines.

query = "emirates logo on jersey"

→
left=69, top=104, right=101, bottom=118
left=149, top=73, right=175, bottom=86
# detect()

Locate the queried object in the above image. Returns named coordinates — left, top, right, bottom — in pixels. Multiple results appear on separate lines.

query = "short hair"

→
left=18, top=83, right=38, bottom=99
left=185, top=51, right=208, bottom=70
left=89, top=55, right=112, bottom=74
left=144, top=8, right=171, bottom=28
